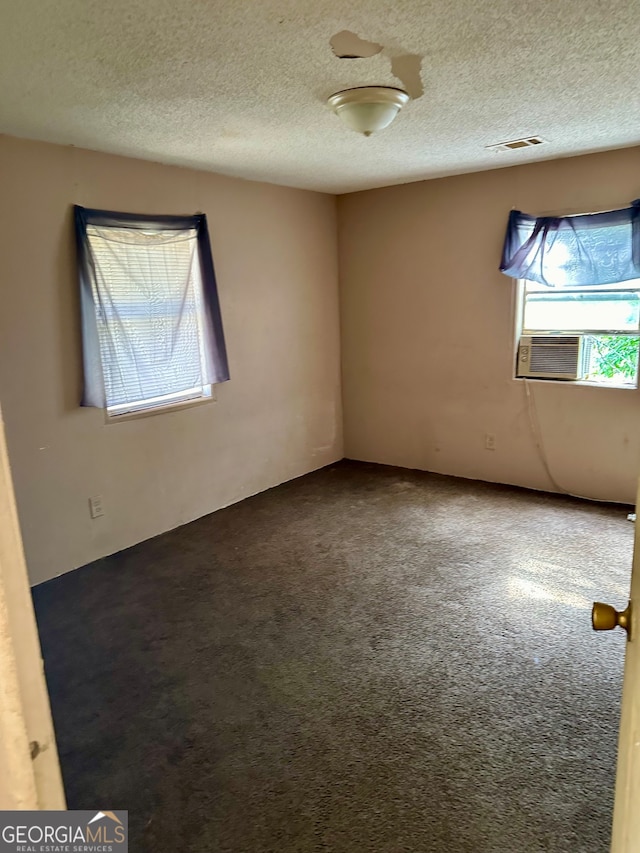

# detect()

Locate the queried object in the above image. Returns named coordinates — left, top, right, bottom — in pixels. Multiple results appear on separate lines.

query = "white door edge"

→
left=0, top=406, right=65, bottom=810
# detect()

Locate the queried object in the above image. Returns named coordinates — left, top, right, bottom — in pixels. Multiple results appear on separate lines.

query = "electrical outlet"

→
left=485, top=433, right=497, bottom=451
left=89, top=495, right=104, bottom=519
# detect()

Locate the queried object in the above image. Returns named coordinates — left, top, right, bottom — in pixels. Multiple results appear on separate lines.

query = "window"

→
left=75, top=207, right=229, bottom=416
left=501, top=200, right=640, bottom=386
left=520, top=279, right=640, bottom=386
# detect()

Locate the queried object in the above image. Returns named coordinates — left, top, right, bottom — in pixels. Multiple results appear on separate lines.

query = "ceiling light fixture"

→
left=327, top=86, right=410, bottom=136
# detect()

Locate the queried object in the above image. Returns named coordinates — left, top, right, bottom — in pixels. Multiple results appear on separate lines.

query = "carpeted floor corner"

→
left=32, top=460, right=632, bottom=852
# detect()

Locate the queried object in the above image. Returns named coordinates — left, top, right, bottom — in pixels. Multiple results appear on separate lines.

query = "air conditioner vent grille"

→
left=517, top=335, right=589, bottom=380
left=530, top=345, right=579, bottom=373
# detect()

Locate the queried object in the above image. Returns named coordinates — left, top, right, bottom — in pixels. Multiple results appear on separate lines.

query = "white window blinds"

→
left=85, top=225, right=210, bottom=413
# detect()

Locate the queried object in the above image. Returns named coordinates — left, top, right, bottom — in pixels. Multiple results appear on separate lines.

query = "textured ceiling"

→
left=1, top=0, right=640, bottom=193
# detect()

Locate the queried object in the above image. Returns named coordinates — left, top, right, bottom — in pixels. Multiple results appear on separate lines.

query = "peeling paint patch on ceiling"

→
left=330, top=30, right=425, bottom=101
left=389, top=53, right=424, bottom=99
left=330, top=30, right=383, bottom=59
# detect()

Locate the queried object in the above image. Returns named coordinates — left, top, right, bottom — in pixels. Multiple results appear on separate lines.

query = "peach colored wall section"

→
left=0, top=136, right=343, bottom=585
left=338, top=147, right=640, bottom=504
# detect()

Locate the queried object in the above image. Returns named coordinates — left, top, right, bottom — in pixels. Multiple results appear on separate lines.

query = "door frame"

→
left=0, top=406, right=65, bottom=809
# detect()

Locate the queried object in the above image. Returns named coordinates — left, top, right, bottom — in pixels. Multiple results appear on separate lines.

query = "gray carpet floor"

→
left=32, top=460, right=633, bottom=853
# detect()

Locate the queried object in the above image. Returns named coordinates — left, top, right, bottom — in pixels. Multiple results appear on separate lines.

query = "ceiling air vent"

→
left=486, top=136, right=546, bottom=152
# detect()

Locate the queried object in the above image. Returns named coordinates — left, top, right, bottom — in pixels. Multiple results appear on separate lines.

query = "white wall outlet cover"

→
left=89, top=495, right=104, bottom=519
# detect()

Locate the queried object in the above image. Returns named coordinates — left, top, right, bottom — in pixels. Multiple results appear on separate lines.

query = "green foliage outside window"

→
left=588, top=335, right=640, bottom=383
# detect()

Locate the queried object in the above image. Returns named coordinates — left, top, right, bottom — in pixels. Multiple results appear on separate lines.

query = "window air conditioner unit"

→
left=517, top=335, right=592, bottom=380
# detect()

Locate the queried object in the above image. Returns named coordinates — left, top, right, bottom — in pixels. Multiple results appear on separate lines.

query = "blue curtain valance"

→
left=500, top=200, right=640, bottom=287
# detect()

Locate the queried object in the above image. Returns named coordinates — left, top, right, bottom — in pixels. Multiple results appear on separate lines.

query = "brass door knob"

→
left=592, top=601, right=631, bottom=638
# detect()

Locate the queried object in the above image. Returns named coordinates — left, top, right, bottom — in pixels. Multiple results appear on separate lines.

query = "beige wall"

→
left=2, top=137, right=639, bottom=586
left=338, top=147, right=640, bottom=504
left=0, top=136, right=343, bottom=585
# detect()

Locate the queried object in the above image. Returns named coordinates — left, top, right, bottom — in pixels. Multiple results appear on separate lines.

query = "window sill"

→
left=105, top=390, right=217, bottom=424
left=513, top=377, right=638, bottom=391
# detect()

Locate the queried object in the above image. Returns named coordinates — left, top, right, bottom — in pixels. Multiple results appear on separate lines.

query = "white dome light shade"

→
left=328, top=86, right=410, bottom=136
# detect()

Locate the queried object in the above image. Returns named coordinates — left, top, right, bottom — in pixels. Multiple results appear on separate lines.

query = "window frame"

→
left=103, top=385, right=216, bottom=423
left=517, top=279, right=640, bottom=389
left=75, top=206, right=229, bottom=417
